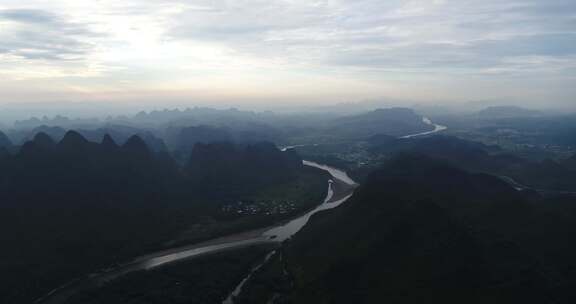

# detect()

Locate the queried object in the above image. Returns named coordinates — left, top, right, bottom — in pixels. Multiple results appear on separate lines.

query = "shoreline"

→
left=37, top=161, right=356, bottom=304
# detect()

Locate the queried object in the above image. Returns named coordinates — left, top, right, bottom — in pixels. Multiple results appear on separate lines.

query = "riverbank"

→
left=62, top=244, right=279, bottom=304
left=37, top=161, right=357, bottom=304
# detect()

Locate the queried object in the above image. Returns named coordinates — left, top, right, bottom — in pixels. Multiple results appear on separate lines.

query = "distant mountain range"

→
left=475, top=106, right=542, bottom=120
left=367, top=134, right=576, bottom=192
left=328, top=108, right=433, bottom=138
left=2, top=107, right=439, bottom=152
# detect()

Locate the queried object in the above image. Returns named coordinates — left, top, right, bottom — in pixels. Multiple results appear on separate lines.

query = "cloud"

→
left=0, top=9, right=55, bottom=23
left=166, top=0, right=576, bottom=76
left=0, top=9, right=99, bottom=60
left=0, top=0, right=574, bottom=106
left=170, top=1, right=329, bottom=42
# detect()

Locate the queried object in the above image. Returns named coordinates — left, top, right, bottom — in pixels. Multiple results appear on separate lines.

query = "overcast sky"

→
left=0, top=0, right=574, bottom=109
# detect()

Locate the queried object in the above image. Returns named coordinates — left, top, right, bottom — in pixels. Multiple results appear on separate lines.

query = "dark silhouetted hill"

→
left=122, top=134, right=152, bottom=159
left=366, top=135, right=576, bottom=191
left=11, top=125, right=168, bottom=153
left=186, top=142, right=302, bottom=194
left=0, top=131, right=311, bottom=304
left=0, top=130, right=12, bottom=148
left=476, top=106, right=542, bottom=120
left=369, top=135, right=522, bottom=174
left=101, top=133, right=119, bottom=149
left=240, top=155, right=576, bottom=303
left=175, top=125, right=233, bottom=152
left=329, top=108, right=433, bottom=138
left=33, top=132, right=56, bottom=149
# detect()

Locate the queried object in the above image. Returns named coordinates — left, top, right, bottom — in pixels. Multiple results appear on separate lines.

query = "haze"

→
left=2, top=3, right=576, bottom=302
left=0, top=0, right=575, bottom=111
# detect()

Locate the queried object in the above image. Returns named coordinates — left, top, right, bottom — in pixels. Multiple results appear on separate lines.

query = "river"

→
left=37, top=118, right=445, bottom=304
left=36, top=161, right=358, bottom=304
left=401, top=117, right=448, bottom=139
left=500, top=175, right=576, bottom=197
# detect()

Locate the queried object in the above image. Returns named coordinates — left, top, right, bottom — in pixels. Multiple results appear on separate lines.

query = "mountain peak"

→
left=59, top=131, right=89, bottom=147
left=122, top=135, right=151, bottom=157
left=33, top=132, right=56, bottom=148
left=101, top=134, right=119, bottom=148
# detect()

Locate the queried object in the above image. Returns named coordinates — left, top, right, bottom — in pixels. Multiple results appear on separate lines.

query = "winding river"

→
left=499, top=175, right=576, bottom=197
left=37, top=117, right=446, bottom=304
left=36, top=161, right=358, bottom=304
left=401, top=117, right=448, bottom=139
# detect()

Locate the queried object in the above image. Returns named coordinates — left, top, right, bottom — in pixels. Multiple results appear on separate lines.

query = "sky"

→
left=0, top=0, right=575, bottom=110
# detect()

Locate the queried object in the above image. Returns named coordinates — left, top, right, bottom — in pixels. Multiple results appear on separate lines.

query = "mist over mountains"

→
left=0, top=104, right=575, bottom=304
left=1, top=0, right=575, bottom=302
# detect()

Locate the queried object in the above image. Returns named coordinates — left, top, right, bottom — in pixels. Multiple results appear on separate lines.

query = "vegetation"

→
left=2, top=105, right=576, bottom=304
left=64, top=245, right=276, bottom=304
left=0, top=131, right=326, bottom=304
left=240, top=155, right=576, bottom=303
